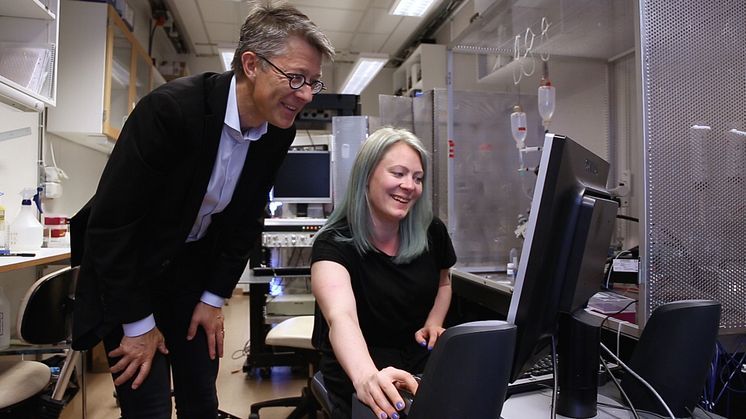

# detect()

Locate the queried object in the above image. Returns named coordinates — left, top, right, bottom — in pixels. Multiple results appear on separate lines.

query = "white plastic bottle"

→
left=0, top=192, right=7, bottom=255
left=8, top=188, right=43, bottom=252
left=0, top=286, right=10, bottom=349
left=538, top=76, right=556, bottom=130
left=510, top=105, right=528, bottom=149
left=507, top=247, right=519, bottom=283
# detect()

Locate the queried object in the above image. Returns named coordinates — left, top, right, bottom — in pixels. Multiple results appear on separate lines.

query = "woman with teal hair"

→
left=311, top=127, right=456, bottom=419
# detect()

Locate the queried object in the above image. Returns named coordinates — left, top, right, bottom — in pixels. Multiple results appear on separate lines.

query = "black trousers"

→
left=103, top=241, right=220, bottom=419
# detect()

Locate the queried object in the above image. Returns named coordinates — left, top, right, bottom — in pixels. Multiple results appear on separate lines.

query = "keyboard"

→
left=506, top=355, right=620, bottom=396
left=507, top=354, right=556, bottom=396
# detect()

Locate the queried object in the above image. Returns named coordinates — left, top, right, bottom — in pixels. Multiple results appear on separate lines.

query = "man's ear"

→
left=241, top=51, right=258, bottom=80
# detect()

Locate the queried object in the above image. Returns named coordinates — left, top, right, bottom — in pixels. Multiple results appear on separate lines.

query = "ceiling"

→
left=163, top=0, right=449, bottom=67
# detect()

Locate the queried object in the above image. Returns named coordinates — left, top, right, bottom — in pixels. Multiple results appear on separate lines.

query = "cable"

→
left=550, top=334, right=557, bottom=419
left=599, top=356, right=640, bottom=419
left=616, top=214, right=639, bottom=222
left=600, top=342, right=676, bottom=419
left=595, top=402, right=667, bottom=419
left=598, top=299, right=637, bottom=331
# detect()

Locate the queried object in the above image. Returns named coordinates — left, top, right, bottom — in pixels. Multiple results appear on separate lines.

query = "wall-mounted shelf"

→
left=0, top=0, right=59, bottom=110
left=0, top=0, right=56, bottom=20
left=393, top=44, right=446, bottom=96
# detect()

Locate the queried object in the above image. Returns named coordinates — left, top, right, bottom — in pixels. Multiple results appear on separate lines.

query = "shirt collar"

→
left=225, top=75, right=268, bottom=143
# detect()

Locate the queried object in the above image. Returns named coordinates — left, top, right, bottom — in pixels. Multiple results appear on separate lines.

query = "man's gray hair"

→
left=231, top=1, right=335, bottom=77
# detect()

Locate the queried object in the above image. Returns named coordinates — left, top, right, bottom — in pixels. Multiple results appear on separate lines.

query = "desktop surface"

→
left=502, top=383, right=725, bottom=419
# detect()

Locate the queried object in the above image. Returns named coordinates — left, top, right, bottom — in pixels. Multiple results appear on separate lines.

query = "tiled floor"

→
left=59, top=292, right=306, bottom=419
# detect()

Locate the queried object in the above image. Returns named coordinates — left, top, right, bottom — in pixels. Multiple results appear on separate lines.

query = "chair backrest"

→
left=620, top=299, right=721, bottom=417
left=16, top=266, right=79, bottom=345
left=407, top=320, right=516, bottom=419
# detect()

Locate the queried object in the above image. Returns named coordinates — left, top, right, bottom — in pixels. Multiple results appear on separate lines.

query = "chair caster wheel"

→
left=249, top=413, right=260, bottom=419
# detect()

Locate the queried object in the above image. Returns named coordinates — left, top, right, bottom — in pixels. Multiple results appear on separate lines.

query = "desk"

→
left=451, top=269, right=513, bottom=317
left=502, top=384, right=724, bottom=418
left=0, top=248, right=71, bottom=273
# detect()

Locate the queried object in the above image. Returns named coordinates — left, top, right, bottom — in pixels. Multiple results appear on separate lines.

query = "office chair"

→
left=344, top=320, right=517, bottom=419
left=619, top=299, right=721, bottom=417
left=249, top=315, right=322, bottom=419
left=0, top=266, right=83, bottom=419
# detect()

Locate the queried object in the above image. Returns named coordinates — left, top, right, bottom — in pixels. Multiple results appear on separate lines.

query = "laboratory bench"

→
left=0, top=248, right=71, bottom=273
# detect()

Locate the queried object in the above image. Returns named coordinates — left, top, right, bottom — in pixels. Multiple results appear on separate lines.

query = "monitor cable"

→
left=550, top=334, right=558, bottom=419
left=600, top=342, right=676, bottom=419
left=599, top=354, right=640, bottom=419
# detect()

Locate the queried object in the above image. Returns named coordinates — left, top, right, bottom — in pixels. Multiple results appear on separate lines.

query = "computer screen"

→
left=506, top=133, right=618, bottom=417
left=271, top=150, right=332, bottom=204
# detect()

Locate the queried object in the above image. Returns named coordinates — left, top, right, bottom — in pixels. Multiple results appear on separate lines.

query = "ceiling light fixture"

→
left=389, top=0, right=437, bottom=17
left=219, top=48, right=234, bottom=72
left=339, top=54, right=388, bottom=95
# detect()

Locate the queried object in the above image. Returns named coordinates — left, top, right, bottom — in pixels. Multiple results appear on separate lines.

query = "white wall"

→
left=42, top=133, right=108, bottom=218
left=0, top=103, right=43, bottom=335
left=0, top=104, right=39, bottom=221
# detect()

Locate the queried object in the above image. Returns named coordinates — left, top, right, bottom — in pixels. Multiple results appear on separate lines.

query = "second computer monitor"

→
left=271, top=150, right=333, bottom=205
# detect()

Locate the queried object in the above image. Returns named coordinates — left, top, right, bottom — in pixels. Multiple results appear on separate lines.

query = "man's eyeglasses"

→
left=257, top=54, right=325, bottom=95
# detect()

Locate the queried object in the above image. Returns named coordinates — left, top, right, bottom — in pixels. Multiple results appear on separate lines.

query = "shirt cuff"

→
left=122, top=314, right=156, bottom=337
left=200, top=291, right=225, bottom=308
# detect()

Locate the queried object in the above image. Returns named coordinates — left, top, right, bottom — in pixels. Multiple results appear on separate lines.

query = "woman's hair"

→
left=231, top=1, right=335, bottom=77
left=319, top=127, right=433, bottom=264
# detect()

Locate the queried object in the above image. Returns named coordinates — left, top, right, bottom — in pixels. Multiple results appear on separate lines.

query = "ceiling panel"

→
left=296, top=6, right=365, bottom=32
left=358, top=8, right=403, bottom=34
left=197, top=0, right=239, bottom=23
left=166, top=0, right=448, bottom=71
left=292, top=0, right=371, bottom=10
left=323, top=31, right=354, bottom=52
left=350, top=33, right=390, bottom=53
left=207, top=22, right=239, bottom=44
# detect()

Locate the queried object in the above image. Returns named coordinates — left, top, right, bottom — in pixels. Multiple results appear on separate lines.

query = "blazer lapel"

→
left=178, top=73, right=232, bottom=239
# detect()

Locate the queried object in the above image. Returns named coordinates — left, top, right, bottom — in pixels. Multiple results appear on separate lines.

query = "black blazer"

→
left=71, top=72, right=295, bottom=350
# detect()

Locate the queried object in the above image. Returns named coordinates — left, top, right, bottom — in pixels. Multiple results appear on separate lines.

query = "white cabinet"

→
left=0, top=0, right=59, bottom=111
left=393, top=44, right=446, bottom=96
left=47, top=0, right=161, bottom=153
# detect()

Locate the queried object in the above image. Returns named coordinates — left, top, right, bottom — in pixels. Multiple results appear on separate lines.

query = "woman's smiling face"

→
left=367, top=141, right=424, bottom=227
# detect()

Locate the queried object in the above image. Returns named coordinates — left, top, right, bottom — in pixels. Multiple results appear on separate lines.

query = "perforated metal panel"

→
left=640, top=0, right=746, bottom=332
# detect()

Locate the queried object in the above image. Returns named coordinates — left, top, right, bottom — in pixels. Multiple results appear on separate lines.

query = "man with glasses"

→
left=71, top=2, right=334, bottom=418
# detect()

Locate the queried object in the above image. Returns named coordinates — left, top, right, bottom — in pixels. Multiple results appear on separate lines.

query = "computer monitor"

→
left=271, top=150, right=333, bottom=204
left=507, top=134, right=619, bottom=417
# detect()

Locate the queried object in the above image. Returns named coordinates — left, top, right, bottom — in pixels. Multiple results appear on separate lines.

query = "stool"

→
left=249, top=316, right=320, bottom=419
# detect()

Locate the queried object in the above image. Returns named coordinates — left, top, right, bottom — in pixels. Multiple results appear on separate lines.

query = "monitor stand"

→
left=556, top=310, right=602, bottom=418
left=307, top=204, right=324, bottom=219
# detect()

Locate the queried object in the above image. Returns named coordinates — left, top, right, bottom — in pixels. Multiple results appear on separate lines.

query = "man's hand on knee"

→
left=109, top=327, right=169, bottom=389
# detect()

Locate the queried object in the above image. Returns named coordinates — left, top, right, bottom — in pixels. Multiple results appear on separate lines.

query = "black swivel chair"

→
left=0, top=266, right=83, bottom=419
left=339, top=320, right=517, bottom=419
left=619, top=299, right=721, bottom=417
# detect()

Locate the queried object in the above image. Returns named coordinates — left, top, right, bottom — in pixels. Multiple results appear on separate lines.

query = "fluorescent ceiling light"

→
left=389, top=0, right=437, bottom=17
left=219, top=48, right=234, bottom=72
left=339, top=54, right=388, bottom=95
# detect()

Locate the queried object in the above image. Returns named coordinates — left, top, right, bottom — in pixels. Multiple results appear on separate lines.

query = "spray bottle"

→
left=0, top=192, right=7, bottom=255
left=8, top=188, right=43, bottom=252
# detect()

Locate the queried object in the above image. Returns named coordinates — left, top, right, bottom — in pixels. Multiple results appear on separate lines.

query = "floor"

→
left=59, top=292, right=307, bottom=419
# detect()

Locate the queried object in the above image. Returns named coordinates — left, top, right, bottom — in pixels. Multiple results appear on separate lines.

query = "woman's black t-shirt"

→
left=311, top=217, right=457, bottom=408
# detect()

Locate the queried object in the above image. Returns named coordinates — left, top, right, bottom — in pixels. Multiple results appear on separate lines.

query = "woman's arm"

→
left=312, top=260, right=417, bottom=419
left=415, top=268, right=452, bottom=349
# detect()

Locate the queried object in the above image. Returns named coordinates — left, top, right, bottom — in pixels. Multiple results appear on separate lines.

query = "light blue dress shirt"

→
left=124, top=76, right=268, bottom=337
